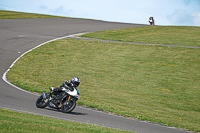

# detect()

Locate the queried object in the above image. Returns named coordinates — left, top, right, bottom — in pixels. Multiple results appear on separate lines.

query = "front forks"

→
left=59, top=96, right=71, bottom=108
left=63, top=96, right=71, bottom=106
left=67, top=96, right=71, bottom=101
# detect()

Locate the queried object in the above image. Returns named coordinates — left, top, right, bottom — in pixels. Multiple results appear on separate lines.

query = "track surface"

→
left=0, top=18, right=189, bottom=133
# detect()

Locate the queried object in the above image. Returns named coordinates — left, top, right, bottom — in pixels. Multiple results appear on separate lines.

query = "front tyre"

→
left=61, top=99, right=76, bottom=113
left=36, top=95, right=47, bottom=108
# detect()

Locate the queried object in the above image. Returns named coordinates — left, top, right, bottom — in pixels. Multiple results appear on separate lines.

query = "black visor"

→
left=74, top=82, right=80, bottom=87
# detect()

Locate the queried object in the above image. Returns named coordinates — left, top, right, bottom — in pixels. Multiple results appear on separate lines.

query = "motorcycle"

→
left=36, top=87, right=80, bottom=113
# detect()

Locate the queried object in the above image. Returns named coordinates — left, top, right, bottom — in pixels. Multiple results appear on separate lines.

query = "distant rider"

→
left=149, top=15, right=155, bottom=25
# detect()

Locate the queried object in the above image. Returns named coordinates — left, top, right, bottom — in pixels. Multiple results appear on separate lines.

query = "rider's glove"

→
left=50, top=87, right=55, bottom=92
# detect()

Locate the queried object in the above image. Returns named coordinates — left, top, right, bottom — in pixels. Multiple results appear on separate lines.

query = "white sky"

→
left=0, top=0, right=200, bottom=26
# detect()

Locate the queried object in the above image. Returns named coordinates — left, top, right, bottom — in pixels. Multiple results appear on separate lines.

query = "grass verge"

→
left=0, top=109, right=131, bottom=133
left=80, top=26, right=200, bottom=47
left=0, top=10, right=67, bottom=19
left=7, top=39, right=200, bottom=132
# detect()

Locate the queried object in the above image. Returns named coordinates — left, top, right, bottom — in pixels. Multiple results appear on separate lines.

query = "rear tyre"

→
left=61, top=99, right=76, bottom=113
left=36, top=95, right=47, bottom=108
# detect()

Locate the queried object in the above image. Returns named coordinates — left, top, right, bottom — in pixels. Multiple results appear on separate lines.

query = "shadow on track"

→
left=41, top=107, right=88, bottom=116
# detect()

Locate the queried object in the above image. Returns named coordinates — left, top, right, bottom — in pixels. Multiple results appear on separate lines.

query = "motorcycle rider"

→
left=49, top=77, right=80, bottom=107
left=149, top=15, right=155, bottom=25
left=51, top=77, right=80, bottom=92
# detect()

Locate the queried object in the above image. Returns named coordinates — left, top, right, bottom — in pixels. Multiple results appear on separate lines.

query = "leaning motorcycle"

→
left=36, top=87, right=80, bottom=113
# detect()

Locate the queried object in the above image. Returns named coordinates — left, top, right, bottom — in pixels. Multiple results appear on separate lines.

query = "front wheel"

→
left=36, top=95, right=47, bottom=108
left=61, top=99, right=76, bottom=113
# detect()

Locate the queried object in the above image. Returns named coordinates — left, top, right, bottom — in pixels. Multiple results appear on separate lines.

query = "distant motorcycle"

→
left=36, top=87, right=80, bottom=113
left=149, top=15, right=155, bottom=25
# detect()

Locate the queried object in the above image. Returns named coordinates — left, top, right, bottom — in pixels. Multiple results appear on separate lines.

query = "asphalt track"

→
left=0, top=18, right=190, bottom=133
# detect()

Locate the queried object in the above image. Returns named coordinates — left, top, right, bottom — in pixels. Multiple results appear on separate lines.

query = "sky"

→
left=0, top=0, right=200, bottom=26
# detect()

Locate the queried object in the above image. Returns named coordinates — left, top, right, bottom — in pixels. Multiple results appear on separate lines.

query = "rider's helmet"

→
left=72, top=77, right=80, bottom=87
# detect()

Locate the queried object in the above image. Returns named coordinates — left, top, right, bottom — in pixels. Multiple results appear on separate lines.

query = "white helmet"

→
left=72, top=77, right=80, bottom=87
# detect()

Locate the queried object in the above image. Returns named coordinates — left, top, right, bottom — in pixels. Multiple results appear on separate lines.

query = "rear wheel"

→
left=61, top=99, right=76, bottom=113
left=36, top=95, right=47, bottom=108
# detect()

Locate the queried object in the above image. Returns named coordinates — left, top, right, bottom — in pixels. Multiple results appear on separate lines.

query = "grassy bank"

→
left=0, top=109, right=131, bottom=133
left=0, top=10, right=67, bottom=19
left=7, top=39, right=200, bottom=132
left=80, top=26, right=200, bottom=47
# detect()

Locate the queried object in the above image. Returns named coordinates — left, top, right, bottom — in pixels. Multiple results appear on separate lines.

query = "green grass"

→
left=7, top=39, right=200, bottom=132
left=80, top=26, right=200, bottom=47
left=0, top=10, right=67, bottom=19
left=0, top=109, right=132, bottom=133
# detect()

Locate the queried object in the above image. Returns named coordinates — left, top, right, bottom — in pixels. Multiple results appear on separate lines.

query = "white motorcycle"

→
left=36, top=87, right=80, bottom=113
